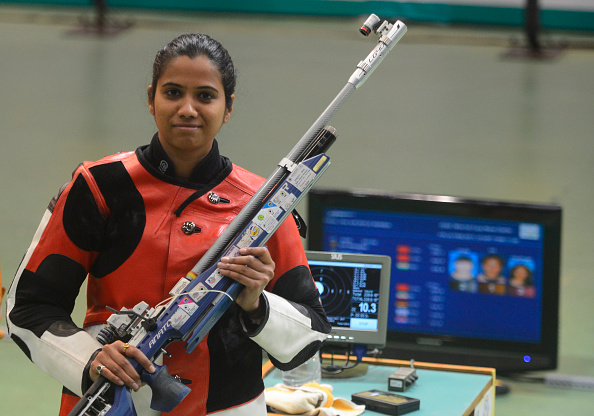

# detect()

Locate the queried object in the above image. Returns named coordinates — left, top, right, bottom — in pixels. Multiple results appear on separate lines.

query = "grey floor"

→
left=0, top=5, right=593, bottom=415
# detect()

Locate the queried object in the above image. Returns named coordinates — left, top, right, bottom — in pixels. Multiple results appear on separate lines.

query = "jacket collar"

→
left=138, top=132, right=230, bottom=187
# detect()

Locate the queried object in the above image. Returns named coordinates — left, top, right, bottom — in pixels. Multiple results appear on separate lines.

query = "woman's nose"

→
left=178, top=97, right=198, bottom=118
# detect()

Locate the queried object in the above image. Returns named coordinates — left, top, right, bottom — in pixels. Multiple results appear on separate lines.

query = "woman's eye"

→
left=197, top=92, right=214, bottom=101
left=164, top=89, right=182, bottom=98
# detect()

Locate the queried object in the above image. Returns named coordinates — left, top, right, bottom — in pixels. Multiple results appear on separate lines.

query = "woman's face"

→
left=482, top=258, right=502, bottom=279
left=148, top=55, right=233, bottom=158
left=513, top=266, right=529, bottom=281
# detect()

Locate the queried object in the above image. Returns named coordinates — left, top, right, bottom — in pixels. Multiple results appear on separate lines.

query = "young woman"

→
left=6, top=33, right=331, bottom=416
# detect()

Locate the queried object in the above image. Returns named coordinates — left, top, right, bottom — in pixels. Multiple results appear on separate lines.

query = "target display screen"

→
left=306, top=251, right=391, bottom=347
left=310, top=260, right=381, bottom=331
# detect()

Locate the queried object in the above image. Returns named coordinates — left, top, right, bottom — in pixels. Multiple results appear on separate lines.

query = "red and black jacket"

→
left=7, top=135, right=330, bottom=415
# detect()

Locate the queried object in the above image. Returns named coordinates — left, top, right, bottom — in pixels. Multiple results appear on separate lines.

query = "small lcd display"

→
left=306, top=251, right=391, bottom=347
left=310, top=259, right=382, bottom=331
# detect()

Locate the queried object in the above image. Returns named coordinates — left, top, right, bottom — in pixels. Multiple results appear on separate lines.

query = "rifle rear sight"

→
left=97, top=305, right=157, bottom=345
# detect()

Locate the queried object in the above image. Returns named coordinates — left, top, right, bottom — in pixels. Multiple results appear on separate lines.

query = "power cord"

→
left=320, top=345, right=382, bottom=375
left=321, top=347, right=359, bottom=375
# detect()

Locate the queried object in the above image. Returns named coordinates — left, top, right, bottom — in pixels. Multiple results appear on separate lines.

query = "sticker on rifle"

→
left=238, top=224, right=261, bottom=248
left=287, top=164, right=316, bottom=191
left=170, top=309, right=190, bottom=330
left=254, top=206, right=282, bottom=232
left=189, top=283, right=208, bottom=302
left=206, top=269, right=224, bottom=287
left=250, top=225, right=261, bottom=237
left=313, top=155, right=328, bottom=172
left=179, top=296, right=198, bottom=315
left=272, top=189, right=288, bottom=205
left=282, top=194, right=297, bottom=210
left=169, top=277, right=190, bottom=297
left=227, top=246, right=241, bottom=257
left=272, top=184, right=297, bottom=210
left=237, top=229, right=253, bottom=248
left=179, top=296, right=193, bottom=305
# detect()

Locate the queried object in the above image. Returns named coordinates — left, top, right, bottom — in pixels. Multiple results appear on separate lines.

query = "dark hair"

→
left=481, top=254, right=504, bottom=266
left=455, top=256, right=472, bottom=263
left=150, top=33, right=237, bottom=110
left=510, top=264, right=534, bottom=285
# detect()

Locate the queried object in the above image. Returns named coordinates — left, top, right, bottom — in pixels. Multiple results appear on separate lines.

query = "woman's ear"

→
left=148, top=85, right=155, bottom=115
left=223, top=94, right=235, bottom=124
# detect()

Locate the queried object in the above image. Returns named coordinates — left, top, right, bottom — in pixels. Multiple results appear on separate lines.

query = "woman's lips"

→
left=173, top=123, right=202, bottom=131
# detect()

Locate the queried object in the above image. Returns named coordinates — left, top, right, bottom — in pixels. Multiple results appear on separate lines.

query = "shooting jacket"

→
left=7, top=135, right=331, bottom=416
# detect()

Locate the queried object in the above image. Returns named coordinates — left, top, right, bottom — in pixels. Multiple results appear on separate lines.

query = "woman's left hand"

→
left=217, top=246, right=275, bottom=317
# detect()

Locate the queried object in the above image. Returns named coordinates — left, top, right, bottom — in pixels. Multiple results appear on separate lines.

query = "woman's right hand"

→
left=89, top=340, right=155, bottom=391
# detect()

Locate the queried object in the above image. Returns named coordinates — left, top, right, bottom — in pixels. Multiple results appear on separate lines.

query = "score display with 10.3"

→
left=354, top=301, right=377, bottom=316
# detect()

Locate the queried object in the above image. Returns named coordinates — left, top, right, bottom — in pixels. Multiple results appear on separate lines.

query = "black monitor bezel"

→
left=306, top=188, right=562, bottom=373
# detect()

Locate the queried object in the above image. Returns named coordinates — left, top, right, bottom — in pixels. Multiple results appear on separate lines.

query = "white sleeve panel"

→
left=249, top=291, right=327, bottom=364
left=7, top=320, right=102, bottom=396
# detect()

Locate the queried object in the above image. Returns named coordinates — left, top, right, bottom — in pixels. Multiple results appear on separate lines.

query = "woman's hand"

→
left=90, top=340, right=155, bottom=391
left=217, top=246, right=275, bottom=317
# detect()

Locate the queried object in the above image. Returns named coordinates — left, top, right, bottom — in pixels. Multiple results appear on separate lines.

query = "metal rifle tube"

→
left=299, top=127, right=338, bottom=162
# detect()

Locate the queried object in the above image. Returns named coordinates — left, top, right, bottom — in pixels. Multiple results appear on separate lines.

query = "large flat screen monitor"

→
left=307, top=188, right=562, bottom=373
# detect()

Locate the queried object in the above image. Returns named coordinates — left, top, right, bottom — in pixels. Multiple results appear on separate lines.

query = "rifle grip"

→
left=140, top=364, right=191, bottom=412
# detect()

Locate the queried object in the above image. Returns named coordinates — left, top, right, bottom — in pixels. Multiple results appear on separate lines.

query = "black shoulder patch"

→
left=63, top=174, right=107, bottom=251
left=88, top=162, right=146, bottom=278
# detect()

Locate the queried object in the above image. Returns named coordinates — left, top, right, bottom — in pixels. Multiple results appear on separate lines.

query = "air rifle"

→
left=68, top=14, right=406, bottom=416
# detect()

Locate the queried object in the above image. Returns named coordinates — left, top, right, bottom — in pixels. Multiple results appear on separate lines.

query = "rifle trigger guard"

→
left=278, top=158, right=297, bottom=172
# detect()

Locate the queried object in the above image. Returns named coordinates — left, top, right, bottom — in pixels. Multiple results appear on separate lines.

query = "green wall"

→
left=2, top=1, right=593, bottom=31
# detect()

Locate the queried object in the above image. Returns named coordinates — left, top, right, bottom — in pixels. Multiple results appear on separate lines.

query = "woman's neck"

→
left=169, top=149, right=211, bottom=180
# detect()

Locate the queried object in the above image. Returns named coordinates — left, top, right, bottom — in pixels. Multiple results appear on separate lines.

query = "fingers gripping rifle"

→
left=68, top=15, right=406, bottom=416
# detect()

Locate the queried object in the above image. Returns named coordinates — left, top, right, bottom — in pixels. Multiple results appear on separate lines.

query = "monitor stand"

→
left=321, top=357, right=369, bottom=378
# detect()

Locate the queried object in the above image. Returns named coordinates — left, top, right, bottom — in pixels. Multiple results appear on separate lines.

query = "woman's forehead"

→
left=158, top=55, right=222, bottom=86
